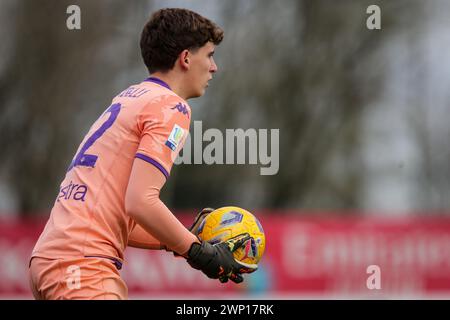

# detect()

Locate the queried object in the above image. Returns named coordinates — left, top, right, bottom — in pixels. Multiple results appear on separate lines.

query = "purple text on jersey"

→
left=57, top=181, right=88, bottom=202
left=117, top=87, right=150, bottom=98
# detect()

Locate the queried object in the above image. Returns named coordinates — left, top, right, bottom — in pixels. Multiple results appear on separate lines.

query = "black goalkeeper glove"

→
left=168, top=208, right=215, bottom=257
left=188, top=207, right=215, bottom=235
left=186, top=233, right=258, bottom=284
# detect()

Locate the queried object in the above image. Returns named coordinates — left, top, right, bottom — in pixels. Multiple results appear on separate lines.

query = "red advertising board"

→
left=1, top=213, right=450, bottom=299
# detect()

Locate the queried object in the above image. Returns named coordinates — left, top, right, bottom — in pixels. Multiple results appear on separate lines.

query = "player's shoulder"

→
left=140, top=81, right=191, bottom=120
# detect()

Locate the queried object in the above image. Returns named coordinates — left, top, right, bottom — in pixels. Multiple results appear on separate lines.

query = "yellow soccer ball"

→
left=196, top=206, right=265, bottom=265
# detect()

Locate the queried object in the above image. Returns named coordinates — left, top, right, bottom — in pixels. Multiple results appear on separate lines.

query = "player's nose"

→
left=210, top=59, right=218, bottom=73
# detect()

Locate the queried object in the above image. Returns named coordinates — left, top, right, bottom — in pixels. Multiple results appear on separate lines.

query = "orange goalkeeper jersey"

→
left=31, top=77, right=191, bottom=267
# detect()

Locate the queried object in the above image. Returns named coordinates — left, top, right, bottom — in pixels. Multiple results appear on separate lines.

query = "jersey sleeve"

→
left=136, top=94, right=191, bottom=179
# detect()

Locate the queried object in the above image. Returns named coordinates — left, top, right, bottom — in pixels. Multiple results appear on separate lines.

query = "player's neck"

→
left=149, top=72, right=189, bottom=101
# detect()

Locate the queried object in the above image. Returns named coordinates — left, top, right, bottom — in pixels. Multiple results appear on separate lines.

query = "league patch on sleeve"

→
left=165, top=124, right=185, bottom=151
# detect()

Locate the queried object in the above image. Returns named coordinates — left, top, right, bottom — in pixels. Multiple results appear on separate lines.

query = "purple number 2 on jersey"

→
left=67, top=103, right=122, bottom=171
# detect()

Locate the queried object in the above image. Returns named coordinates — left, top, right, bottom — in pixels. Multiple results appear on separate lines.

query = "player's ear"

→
left=179, top=50, right=190, bottom=70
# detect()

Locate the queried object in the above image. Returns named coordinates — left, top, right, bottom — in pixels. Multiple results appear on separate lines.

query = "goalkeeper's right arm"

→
left=124, top=158, right=256, bottom=282
left=125, top=157, right=199, bottom=256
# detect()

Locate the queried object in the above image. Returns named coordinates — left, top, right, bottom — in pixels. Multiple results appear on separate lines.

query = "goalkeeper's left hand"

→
left=188, top=207, right=215, bottom=235
left=166, top=208, right=215, bottom=256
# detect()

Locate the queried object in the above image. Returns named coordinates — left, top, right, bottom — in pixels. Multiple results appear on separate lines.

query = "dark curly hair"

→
left=140, top=8, right=224, bottom=74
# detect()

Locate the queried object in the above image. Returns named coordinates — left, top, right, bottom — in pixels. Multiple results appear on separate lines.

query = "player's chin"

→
left=192, top=83, right=209, bottom=98
left=195, top=87, right=207, bottom=98
left=189, top=91, right=203, bottom=99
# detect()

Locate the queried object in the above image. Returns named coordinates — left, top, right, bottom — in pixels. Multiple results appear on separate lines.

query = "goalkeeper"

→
left=29, top=8, right=256, bottom=300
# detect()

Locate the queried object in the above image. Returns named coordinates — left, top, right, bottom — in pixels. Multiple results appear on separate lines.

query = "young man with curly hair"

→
left=29, top=8, right=256, bottom=300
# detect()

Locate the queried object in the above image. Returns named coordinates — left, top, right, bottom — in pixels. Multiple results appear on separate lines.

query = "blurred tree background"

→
left=1, top=0, right=449, bottom=217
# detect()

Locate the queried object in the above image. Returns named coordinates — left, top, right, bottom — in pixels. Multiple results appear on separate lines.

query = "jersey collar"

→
left=145, top=77, right=171, bottom=90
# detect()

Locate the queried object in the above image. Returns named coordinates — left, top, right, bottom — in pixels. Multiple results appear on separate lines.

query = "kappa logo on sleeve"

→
left=171, top=102, right=190, bottom=118
left=165, top=124, right=185, bottom=151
